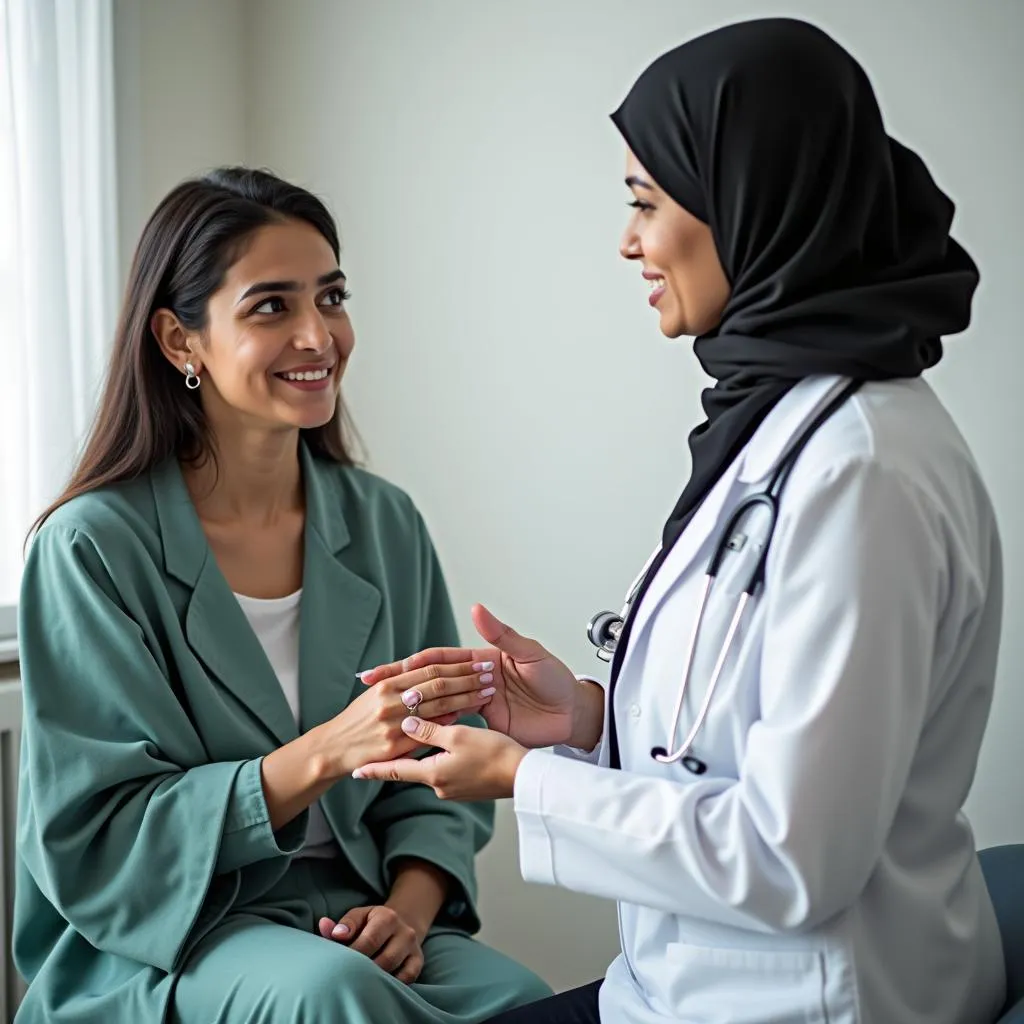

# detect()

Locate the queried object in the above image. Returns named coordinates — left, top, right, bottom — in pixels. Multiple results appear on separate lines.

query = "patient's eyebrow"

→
left=625, top=175, right=654, bottom=190
left=237, top=269, right=346, bottom=303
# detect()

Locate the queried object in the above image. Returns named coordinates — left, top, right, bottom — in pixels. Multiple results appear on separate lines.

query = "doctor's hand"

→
left=352, top=715, right=528, bottom=801
left=361, top=604, right=584, bottom=749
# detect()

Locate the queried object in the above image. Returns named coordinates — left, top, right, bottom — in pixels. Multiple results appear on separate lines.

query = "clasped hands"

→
left=352, top=603, right=596, bottom=802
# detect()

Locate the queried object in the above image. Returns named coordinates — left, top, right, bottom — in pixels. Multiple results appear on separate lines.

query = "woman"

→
left=352, top=19, right=1006, bottom=1024
left=14, top=168, right=550, bottom=1023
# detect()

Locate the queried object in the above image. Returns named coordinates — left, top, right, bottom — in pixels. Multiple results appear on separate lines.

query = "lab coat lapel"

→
left=151, top=460, right=299, bottom=747
left=296, top=447, right=382, bottom=731
left=616, top=375, right=848, bottom=686
left=616, top=455, right=744, bottom=685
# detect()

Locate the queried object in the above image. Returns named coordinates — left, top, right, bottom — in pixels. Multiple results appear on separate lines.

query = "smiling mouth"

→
left=276, top=367, right=332, bottom=381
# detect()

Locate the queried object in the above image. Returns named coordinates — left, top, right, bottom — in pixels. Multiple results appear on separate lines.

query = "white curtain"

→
left=0, top=0, right=118, bottom=608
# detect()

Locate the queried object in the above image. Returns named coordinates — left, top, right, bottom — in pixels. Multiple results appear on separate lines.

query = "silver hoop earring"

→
left=184, top=362, right=200, bottom=390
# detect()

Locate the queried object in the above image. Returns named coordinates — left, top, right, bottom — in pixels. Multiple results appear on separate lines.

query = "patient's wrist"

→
left=386, top=858, right=449, bottom=940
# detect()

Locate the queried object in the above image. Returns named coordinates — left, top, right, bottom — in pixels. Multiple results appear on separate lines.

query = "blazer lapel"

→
left=151, top=460, right=299, bottom=747
left=296, top=447, right=382, bottom=731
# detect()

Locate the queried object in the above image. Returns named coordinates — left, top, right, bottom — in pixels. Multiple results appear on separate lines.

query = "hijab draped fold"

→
left=610, top=17, right=978, bottom=548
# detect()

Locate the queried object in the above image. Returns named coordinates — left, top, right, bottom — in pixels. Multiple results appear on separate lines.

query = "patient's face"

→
left=196, top=219, right=353, bottom=434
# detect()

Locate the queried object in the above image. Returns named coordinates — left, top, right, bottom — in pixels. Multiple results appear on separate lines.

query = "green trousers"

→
left=168, top=859, right=552, bottom=1023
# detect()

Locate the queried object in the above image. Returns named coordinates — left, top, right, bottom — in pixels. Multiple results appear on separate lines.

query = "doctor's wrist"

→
left=568, top=677, right=605, bottom=752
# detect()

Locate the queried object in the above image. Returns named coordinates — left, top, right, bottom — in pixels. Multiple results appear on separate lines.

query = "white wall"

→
left=117, top=0, right=1024, bottom=994
left=113, top=0, right=249, bottom=277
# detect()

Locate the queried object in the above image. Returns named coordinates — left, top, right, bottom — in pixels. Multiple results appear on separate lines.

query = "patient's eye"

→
left=319, top=287, right=351, bottom=307
left=251, top=296, right=287, bottom=315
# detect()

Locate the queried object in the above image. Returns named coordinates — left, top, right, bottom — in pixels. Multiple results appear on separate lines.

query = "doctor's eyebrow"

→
left=625, top=175, right=655, bottom=190
left=237, top=269, right=346, bottom=303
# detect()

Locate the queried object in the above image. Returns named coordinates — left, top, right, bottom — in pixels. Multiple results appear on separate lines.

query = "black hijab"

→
left=610, top=17, right=979, bottom=549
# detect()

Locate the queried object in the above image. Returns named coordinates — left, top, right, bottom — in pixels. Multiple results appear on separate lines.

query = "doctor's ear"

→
left=151, top=308, right=202, bottom=377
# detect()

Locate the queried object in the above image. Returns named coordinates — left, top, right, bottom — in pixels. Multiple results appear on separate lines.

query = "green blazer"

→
left=13, top=446, right=492, bottom=1011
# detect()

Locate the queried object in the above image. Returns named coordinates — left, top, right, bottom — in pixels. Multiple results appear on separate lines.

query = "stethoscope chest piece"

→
left=586, top=609, right=623, bottom=663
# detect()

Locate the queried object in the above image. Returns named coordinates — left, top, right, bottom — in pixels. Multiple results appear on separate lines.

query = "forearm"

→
left=385, top=857, right=450, bottom=940
left=569, top=678, right=605, bottom=751
left=260, top=725, right=339, bottom=831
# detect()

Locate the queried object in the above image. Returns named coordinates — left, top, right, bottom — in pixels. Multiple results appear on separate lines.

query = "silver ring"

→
left=402, top=691, right=422, bottom=715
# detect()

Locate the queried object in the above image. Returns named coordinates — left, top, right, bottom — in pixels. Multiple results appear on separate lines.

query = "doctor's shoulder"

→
left=786, top=378, right=991, bottom=506
left=777, top=378, right=999, bottom=576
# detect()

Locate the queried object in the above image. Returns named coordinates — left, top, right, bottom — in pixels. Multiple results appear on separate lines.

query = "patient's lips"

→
left=274, top=362, right=335, bottom=391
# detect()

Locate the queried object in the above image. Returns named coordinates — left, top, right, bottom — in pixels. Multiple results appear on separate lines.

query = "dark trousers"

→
left=482, top=980, right=603, bottom=1024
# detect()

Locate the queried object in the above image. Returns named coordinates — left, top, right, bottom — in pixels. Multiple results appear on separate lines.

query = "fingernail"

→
left=333, top=923, right=350, bottom=937
left=479, top=672, right=493, bottom=684
left=480, top=686, right=496, bottom=698
left=401, top=689, right=422, bottom=708
left=356, top=670, right=372, bottom=681
left=473, top=661, right=494, bottom=671
left=401, top=716, right=421, bottom=734
left=352, top=768, right=366, bottom=779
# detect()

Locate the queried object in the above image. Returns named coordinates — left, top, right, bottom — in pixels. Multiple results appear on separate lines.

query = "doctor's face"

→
left=619, top=149, right=731, bottom=339
left=155, top=218, right=354, bottom=437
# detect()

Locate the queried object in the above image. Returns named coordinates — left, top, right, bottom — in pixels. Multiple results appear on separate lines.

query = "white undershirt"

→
left=234, top=588, right=337, bottom=858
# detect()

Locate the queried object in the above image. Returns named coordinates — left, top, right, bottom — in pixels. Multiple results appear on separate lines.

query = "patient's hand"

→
left=362, top=604, right=579, bottom=749
left=318, top=905, right=424, bottom=983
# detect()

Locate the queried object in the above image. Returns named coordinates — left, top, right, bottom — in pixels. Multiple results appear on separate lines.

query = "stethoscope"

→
left=587, top=379, right=863, bottom=775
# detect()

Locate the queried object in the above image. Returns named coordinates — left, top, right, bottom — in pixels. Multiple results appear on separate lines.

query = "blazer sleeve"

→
left=362, top=508, right=494, bottom=933
left=513, top=458, right=949, bottom=932
left=17, top=524, right=309, bottom=973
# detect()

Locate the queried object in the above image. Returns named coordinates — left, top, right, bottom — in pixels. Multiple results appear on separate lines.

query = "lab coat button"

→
left=629, top=703, right=641, bottom=719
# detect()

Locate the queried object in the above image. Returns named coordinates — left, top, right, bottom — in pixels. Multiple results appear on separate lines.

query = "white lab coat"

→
left=514, top=375, right=1006, bottom=1024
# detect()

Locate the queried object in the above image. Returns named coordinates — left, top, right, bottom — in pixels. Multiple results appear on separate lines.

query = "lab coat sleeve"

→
left=514, top=458, right=944, bottom=933
left=362, top=509, right=494, bottom=933
left=17, top=525, right=308, bottom=973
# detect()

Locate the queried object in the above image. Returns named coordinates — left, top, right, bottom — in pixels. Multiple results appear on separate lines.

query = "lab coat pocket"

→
left=664, top=941, right=830, bottom=1023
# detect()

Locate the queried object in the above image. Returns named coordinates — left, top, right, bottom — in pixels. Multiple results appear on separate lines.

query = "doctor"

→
left=352, top=18, right=1006, bottom=1024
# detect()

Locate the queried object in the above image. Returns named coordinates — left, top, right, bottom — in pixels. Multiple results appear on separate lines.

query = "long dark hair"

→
left=32, top=167, right=361, bottom=534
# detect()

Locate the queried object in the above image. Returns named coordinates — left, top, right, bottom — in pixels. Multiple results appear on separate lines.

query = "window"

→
left=0, top=0, right=118, bottom=655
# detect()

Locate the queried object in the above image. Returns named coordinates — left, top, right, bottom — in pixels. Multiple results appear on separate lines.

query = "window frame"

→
left=0, top=604, right=16, bottom=664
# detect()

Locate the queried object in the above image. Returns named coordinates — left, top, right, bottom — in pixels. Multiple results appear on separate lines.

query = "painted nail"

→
left=355, top=670, right=372, bottom=681
left=473, top=661, right=494, bottom=672
left=351, top=769, right=366, bottom=779
left=479, top=672, right=494, bottom=684
left=333, top=923, right=350, bottom=938
left=480, top=686, right=496, bottom=698
left=402, top=689, right=423, bottom=709
left=401, top=716, right=421, bottom=733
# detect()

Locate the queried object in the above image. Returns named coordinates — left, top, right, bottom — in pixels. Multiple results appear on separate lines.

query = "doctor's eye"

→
left=627, top=199, right=654, bottom=211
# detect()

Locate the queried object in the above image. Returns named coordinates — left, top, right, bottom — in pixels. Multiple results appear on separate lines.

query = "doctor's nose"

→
left=620, top=226, right=643, bottom=261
